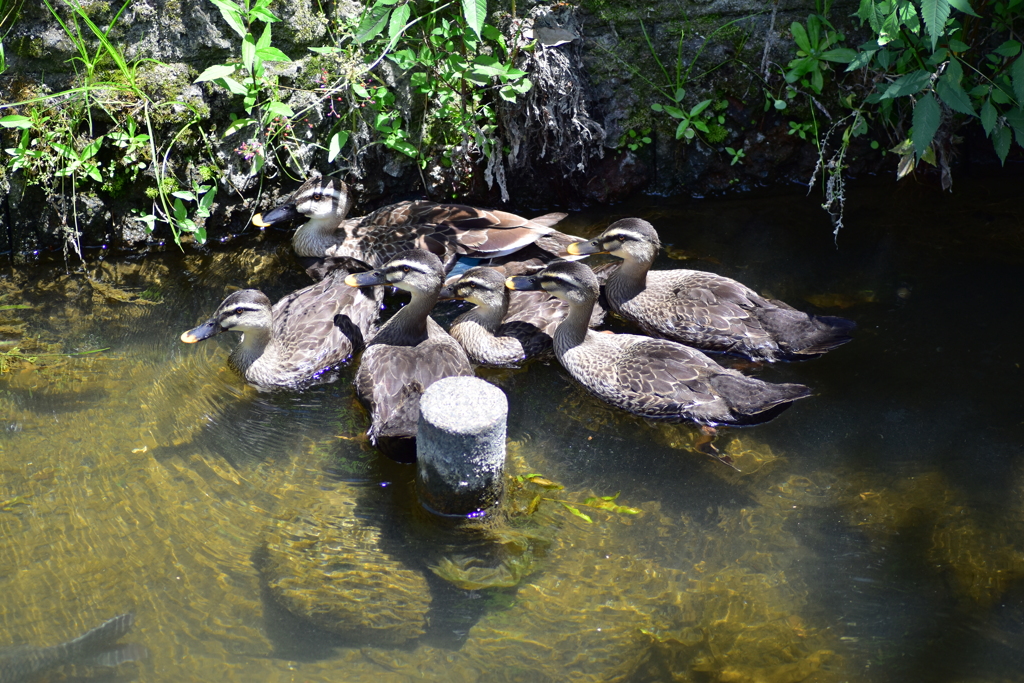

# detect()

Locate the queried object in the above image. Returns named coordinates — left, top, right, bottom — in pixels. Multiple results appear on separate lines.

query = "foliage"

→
left=0, top=0, right=214, bottom=249
left=512, top=473, right=641, bottom=524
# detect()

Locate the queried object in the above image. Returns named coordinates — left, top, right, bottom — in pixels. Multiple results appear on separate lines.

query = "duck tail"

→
left=712, top=375, right=812, bottom=425
left=756, top=305, right=857, bottom=359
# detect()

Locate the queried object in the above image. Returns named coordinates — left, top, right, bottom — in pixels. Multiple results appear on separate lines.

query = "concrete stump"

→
left=417, top=376, right=508, bottom=518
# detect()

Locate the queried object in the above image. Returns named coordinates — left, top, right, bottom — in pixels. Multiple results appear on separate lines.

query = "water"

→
left=1, top=174, right=1023, bottom=682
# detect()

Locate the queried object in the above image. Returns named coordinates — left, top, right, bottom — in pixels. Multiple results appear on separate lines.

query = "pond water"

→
left=2, top=173, right=1023, bottom=682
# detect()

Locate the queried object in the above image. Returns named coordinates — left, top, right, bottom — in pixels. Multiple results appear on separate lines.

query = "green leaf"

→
left=194, top=64, right=236, bottom=83
left=1012, top=56, right=1024, bottom=107
left=388, top=3, right=411, bottom=47
left=0, top=115, right=32, bottom=129
left=919, top=0, right=950, bottom=51
left=947, top=0, right=979, bottom=16
left=790, top=21, right=811, bottom=54
left=1006, top=106, right=1024, bottom=146
left=242, top=33, right=256, bottom=72
left=265, top=101, right=294, bottom=118
left=355, top=3, right=393, bottom=44
left=219, top=76, right=249, bottom=96
left=993, top=123, right=1012, bottom=164
left=308, top=46, right=343, bottom=54
left=912, top=92, right=941, bottom=159
left=209, top=0, right=246, bottom=39
left=822, top=48, right=858, bottom=63
left=879, top=70, right=933, bottom=99
left=663, top=104, right=686, bottom=119
left=993, top=40, right=1022, bottom=58
left=936, top=73, right=976, bottom=116
left=461, top=0, right=487, bottom=39
left=256, top=46, right=292, bottom=62
left=560, top=502, right=593, bottom=523
left=327, top=130, right=349, bottom=162
left=690, top=99, right=713, bottom=116
left=980, top=98, right=997, bottom=135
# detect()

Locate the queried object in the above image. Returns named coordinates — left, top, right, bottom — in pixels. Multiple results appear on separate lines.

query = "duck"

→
left=506, top=261, right=812, bottom=427
left=441, top=265, right=606, bottom=367
left=180, top=258, right=380, bottom=391
left=253, top=174, right=574, bottom=271
left=567, top=218, right=856, bottom=362
left=344, top=249, right=474, bottom=461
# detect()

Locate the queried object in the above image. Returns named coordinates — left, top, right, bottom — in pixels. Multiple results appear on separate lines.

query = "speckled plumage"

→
left=569, top=218, right=856, bottom=362
left=507, top=261, right=811, bottom=427
left=180, top=260, right=379, bottom=391
left=257, top=175, right=571, bottom=269
left=443, top=266, right=606, bottom=367
left=346, top=250, right=474, bottom=460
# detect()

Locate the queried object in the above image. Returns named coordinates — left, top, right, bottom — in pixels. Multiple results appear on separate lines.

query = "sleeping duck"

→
left=567, top=218, right=855, bottom=362
left=506, top=261, right=811, bottom=427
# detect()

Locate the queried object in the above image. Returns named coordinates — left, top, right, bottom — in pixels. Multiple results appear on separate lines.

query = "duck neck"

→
left=229, top=327, right=272, bottom=373
left=376, top=290, right=437, bottom=345
left=292, top=217, right=345, bottom=257
left=554, top=298, right=595, bottom=353
left=461, top=298, right=507, bottom=333
left=606, top=256, right=650, bottom=305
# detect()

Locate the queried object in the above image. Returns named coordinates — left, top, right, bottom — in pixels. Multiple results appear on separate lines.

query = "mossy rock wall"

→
left=0, top=0, right=864, bottom=255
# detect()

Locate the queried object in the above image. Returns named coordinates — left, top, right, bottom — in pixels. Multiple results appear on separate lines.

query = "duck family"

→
left=181, top=175, right=855, bottom=461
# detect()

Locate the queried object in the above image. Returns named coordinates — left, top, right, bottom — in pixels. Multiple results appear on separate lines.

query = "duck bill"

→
left=252, top=202, right=301, bottom=227
left=180, top=318, right=221, bottom=343
left=566, top=239, right=605, bottom=256
left=437, top=285, right=460, bottom=301
left=506, top=275, right=542, bottom=292
left=344, top=270, right=389, bottom=288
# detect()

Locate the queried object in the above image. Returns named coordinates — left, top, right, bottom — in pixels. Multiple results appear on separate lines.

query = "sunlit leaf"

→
left=242, top=33, right=256, bottom=71
left=462, top=0, right=486, bottom=39
left=210, top=0, right=246, bottom=38
left=560, top=502, right=593, bottom=523
left=256, top=46, right=292, bottom=63
left=355, top=3, right=392, bottom=44
left=327, top=130, right=349, bottom=162
left=0, top=115, right=32, bottom=129
left=194, top=64, right=236, bottom=83
left=388, top=3, right=411, bottom=47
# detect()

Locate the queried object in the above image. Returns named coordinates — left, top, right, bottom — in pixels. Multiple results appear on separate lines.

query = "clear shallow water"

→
left=1, top=175, right=1023, bottom=682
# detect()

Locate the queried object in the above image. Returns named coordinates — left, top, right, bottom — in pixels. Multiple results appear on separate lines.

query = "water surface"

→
left=2, top=174, right=1023, bottom=682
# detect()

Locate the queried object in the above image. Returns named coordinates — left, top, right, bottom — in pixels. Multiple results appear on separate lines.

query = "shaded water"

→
left=2, top=174, right=1023, bottom=682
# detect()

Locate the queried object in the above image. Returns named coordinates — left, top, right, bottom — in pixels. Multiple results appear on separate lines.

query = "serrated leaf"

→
left=879, top=70, right=933, bottom=99
left=461, top=0, right=487, bottom=39
left=912, top=92, right=942, bottom=159
left=1005, top=106, right=1024, bottom=145
left=994, top=40, right=1021, bottom=58
left=355, top=4, right=392, bottom=44
left=327, top=130, right=349, bottom=162
left=0, top=115, right=32, bottom=129
left=936, top=73, right=976, bottom=116
left=947, top=0, right=980, bottom=16
left=1012, top=55, right=1024, bottom=106
left=919, top=0, right=951, bottom=51
left=194, top=64, right=236, bottom=83
left=993, top=123, right=1012, bottom=163
left=980, top=98, right=997, bottom=135
left=388, top=3, right=411, bottom=47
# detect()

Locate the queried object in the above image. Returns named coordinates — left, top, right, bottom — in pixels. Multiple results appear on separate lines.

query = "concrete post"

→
left=416, top=376, right=508, bottom=518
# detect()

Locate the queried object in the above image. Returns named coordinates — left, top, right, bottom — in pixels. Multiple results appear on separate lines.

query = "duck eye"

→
left=402, top=266, right=411, bottom=273
left=312, top=193, right=324, bottom=201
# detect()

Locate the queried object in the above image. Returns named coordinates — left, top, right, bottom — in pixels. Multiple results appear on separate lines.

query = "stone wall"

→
left=0, top=0, right=869, bottom=254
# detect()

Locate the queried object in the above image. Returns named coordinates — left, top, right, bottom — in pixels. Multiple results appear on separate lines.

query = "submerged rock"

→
left=260, top=487, right=431, bottom=644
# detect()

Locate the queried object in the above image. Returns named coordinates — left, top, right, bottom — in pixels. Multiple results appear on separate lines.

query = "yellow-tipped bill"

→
left=566, top=239, right=604, bottom=256
left=180, top=330, right=201, bottom=343
left=251, top=213, right=271, bottom=227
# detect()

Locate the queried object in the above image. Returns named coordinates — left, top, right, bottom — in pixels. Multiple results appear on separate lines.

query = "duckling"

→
left=344, top=249, right=474, bottom=461
left=441, top=266, right=605, bottom=367
left=567, top=218, right=855, bottom=362
left=180, top=260, right=379, bottom=391
left=254, top=174, right=572, bottom=269
left=507, top=261, right=811, bottom=427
